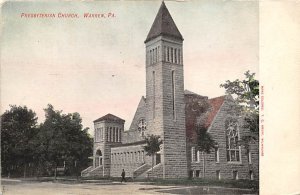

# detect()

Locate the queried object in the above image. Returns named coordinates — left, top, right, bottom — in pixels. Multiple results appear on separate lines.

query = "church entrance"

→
left=95, top=149, right=103, bottom=167
left=155, top=153, right=161, bottom=165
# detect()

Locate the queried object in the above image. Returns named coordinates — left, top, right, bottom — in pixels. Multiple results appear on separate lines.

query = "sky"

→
left=0, top=0, right=258, bottom=135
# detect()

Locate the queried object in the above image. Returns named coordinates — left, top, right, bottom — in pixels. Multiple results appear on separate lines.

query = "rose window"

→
left=138, top=119, right=147, bottom=137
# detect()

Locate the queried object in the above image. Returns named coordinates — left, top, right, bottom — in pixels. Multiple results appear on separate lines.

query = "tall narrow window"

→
left=164, top=46, right=166, bottom=61
left=152, top=49, right=154, bottom=63
left=171, top=70, right=176, bottom=119
left=155, top=47, right=157, bottom=63
left=178, top=49, right=181, bottom=64
left=138, top=119, right=147, bottom=137
left=94, top=128, right=97, bottom=142
left=102, top=128, right=105, bottom=140
left=191, top=147, right=195, bottom=162
left=109, top=127, right=112, bottom=142
left=225, top=119, right=240, bottom=162
left=170, top=48, right=173, bottom=63
left=167, top=47, right=170, bottom=62
left=174, top=49, right=177, bottom=64
left=99, top=128, right=102, bottom=141
left=106, top=127, right=109, bottom=141
left=248, top=150, right=252, bottom=164
left=112, top=127, right=115, bottom=142
left=158, top=46, right=160, bottom=62
left=216, top=170, right=221, bottom=180
left=150, top=50, right=152, bottom=64
left=153, top=71, right=155, bottom=118
left=116, top=128, right=119, bottom=142
left=196, top=151, right=200, bottom=162
left=147, top=50, right=149, bottom=65
left=215, top=147, right=220, bottom=162
left=249, top=170, right=254, bottom=180
left=99, top=128, right=101, bottom=141
left=153, top=49, right=155, bottom=63
left=233, top=170, right=238, bottom=180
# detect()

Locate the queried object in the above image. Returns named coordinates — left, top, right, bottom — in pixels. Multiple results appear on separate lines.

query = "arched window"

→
left=138, top=119, right=147, bottom=137
left=95, top=149, right=103, bottom=167
left=225, top=118, right=241, bottom=162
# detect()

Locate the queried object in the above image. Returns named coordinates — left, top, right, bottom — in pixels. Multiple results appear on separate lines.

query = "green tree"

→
left=196, top=124, right=217, bottom=178
left=143, top=134, right=163, bottom=178
left=36, top=104, right=92, bottom=178
left=220, top=70, right=259, bottom=134
left=1, top=105, right=38, bottom=177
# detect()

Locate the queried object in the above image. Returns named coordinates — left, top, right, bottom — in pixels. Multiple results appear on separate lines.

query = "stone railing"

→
left=81, top=165, right=103, bottom=177
left=133, top=163, right=151, bottom=178
left=81, top=166, right=93, bottom=177
left=146, top=163, right=163, bottom=178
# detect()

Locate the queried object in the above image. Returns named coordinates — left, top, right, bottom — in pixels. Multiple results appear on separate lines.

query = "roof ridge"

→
left=94, top=113, right=125, bottom=123
left=208, top=95, right=227, bottom=100
left=145, top=1, right=183, bottom=43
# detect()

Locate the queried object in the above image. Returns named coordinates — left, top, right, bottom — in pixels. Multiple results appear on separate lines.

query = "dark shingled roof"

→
left=94, top=113, right=125, bottom=123
left=145, top=1, right=183, bottom=43
left=204, top=96, right=226, bottom=128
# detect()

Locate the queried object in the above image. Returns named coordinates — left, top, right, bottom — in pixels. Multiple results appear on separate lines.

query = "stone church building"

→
left=81, top=2, right=259, bottom=180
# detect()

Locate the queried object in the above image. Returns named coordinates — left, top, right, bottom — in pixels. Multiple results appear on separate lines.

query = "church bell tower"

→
left=145, top=1, right=188, bottom=178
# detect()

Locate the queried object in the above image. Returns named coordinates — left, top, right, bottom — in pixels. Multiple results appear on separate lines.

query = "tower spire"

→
left=145, top=1, right=183, bottom=43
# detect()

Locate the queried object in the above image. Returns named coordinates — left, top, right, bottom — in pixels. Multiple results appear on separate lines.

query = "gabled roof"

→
left=94, top=113, right=125, bottom=123
left=204, top=96, right=226, bottom=128
left=184, top=91, right=226, bottom=142
left=184, top=90, right=208, bottom=99
left=145, top=1, right=183, bottom=43
left=128, top=96, right=146, bottom=131
left=184, top=90, right=199, bottom=95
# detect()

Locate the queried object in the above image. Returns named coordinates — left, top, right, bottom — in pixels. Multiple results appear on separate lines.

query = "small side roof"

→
left=94, top=113, right=125, bottom=123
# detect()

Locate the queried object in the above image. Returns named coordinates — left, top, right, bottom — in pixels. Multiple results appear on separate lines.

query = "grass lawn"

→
left=106, top=176, right=259, bottom=193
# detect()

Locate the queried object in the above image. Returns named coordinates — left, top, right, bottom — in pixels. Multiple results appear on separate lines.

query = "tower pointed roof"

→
left=145, top=1, right=183, bottom=43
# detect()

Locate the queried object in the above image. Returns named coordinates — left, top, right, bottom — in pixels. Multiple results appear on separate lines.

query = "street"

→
left=1, top=179, right=257, bottom=195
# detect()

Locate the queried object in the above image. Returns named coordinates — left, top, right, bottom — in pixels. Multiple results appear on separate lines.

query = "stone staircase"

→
left=145, top=163, right=163, bottom=178
left=133, top=163, right=152, bottom=178
left=81, top=165, right=103, bottom=177
left=81, top=166, right=93, bottom=177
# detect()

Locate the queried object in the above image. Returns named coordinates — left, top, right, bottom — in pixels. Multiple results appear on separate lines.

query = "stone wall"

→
left=187, top=97, right=259, bottom=180
left=122, top=96, right=147, bottom=144
left=122, top=130, right=143, bottom=145
left=161, top=38, right=187, bottom=178
left=93, top=120, right=125, bottom=177
left=110, top=143, right=151, bottom=177
left=128, top=97, right=146, bottom=132
left=145, top=36, right=188, bottom=179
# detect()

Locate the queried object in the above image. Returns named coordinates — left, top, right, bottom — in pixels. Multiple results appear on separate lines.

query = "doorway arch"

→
left=95, top=149, right=103, bottom=167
